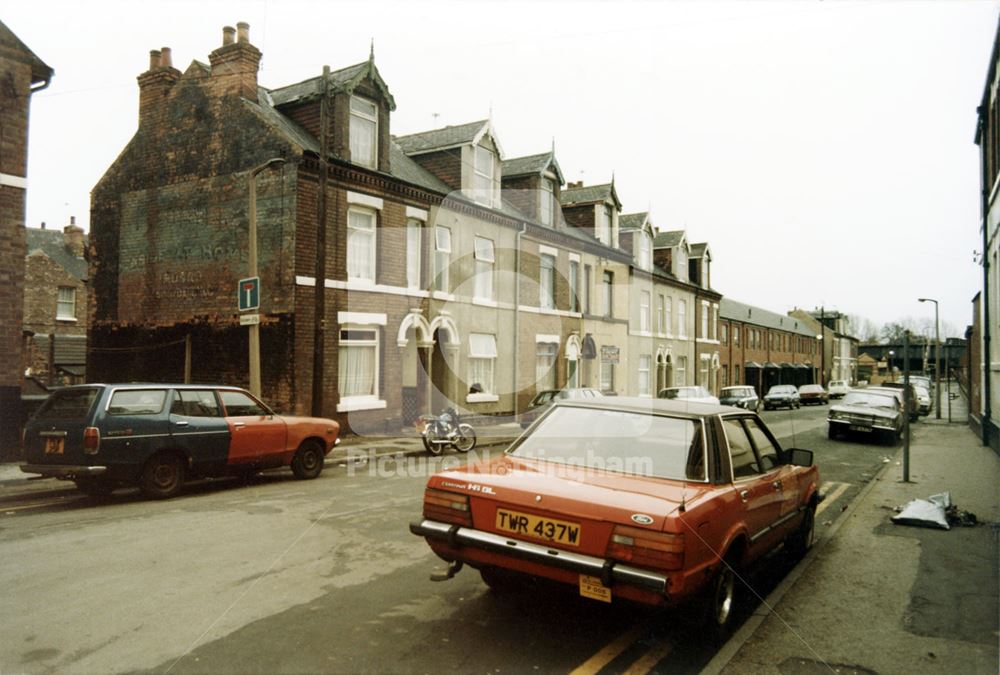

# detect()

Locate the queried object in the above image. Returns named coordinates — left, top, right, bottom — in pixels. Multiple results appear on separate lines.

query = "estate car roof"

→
left=553, top=395, right=739, bottom=419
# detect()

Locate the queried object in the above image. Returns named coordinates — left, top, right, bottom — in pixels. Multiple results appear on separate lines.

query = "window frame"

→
left=56, top=286, right=76, bottom=321
left=540, top=253, right=556, bottom=310
left=473, top=235, right=495, bottom=301
left=347, top=207, right=377, bottom=283
left=338, top=325, right=380, bottom=404
left=349, top=95, right=378, bottom=169
left=434, top=225, right=452, bottom=293
left=468, top=333, right=498, bottom=401
left=406, top=218, right=422, bottom=289
left=474, top=145, right=495, bottom=205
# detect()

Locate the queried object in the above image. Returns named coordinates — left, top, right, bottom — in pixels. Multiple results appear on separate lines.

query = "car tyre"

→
left=701, top=555, right=741, bottom=641
left=480, top=566, right=512, bottom=592
left=454, top=423, right=477, bottom=453
left=74, top=477, right=114, bottom=497
left=140, top=453, right=185, bottom=499
left=827, top=424, right=838, bottom=440
left=785, top=503, right=815, bottom=561
left=291, top=440, right=325, bottom=480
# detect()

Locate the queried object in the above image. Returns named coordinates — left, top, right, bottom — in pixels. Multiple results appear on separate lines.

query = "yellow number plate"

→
left=43, top=437, right=64, bottom=455
left=579, top=575, right=612, bottom=603
left=495, top=508, right=581, bottom=547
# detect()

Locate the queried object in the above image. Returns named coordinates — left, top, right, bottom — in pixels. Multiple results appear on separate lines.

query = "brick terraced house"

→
left=0, top=20, right=52, bottom=459
left=719, top=298, right=819, bottom=396
left=23, top=219, right=88, bottom=387
left=88, top=23, right=727, bottom=434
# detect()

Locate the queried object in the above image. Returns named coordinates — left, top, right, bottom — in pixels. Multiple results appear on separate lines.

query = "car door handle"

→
left=772, top=480, right=782, bottom=490
left=174, top=421, right=189, bottom=427
left=234, top=422, right=246, bottom=429
left=739, top=489, right=750, bottom=501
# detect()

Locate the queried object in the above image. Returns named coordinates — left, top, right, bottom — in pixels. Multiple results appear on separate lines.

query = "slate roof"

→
left=501, top=152, right=564, bottom=183
left=269, top=59, right=396, bottom=110
left=25, top=227, right=88, bottom=280
left=394, top=120, right=489, bottom=155
left=560, top=182, right=621, bottom=208
left=619, top=212, right=648, bottom=231
left=246, top=93, right=452, bottom=195
left=0, top=19, right=53, bottom=84
left=653, top=230, right=685, bottom=248
left=720, top=298, right=816, bottom=337
left=690, top=242, right=709, bottom=258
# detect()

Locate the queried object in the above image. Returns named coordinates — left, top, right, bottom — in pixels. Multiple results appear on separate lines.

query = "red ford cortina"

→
left=411, top=397, right=819, bottom=633
left=21, top=384, right=340, bottom=499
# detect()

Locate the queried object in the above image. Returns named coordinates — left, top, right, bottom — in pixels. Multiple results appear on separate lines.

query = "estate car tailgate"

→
left=428, top=458, right=695, bottom=557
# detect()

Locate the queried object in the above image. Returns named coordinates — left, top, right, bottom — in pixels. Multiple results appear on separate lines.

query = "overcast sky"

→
left=6, top=0, right=998, bottom=336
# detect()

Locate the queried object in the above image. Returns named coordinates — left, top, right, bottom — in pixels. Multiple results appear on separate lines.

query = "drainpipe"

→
left=513, top=220, right=526, bottom=417
left=980, top=102, right=992, bottom=447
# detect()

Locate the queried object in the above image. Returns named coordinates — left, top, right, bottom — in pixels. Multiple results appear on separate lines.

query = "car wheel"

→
left=453, top=423, right=477, bottom=453
left=291, top=440, right=325, bottom=480
left=140, top=453, right=185, bottom=499
left=828, top=424, right=838, bottom=440
left=74, top=477, right=114, bottom=497
left=701, top=556, right=740, bottom=641
left=480, top=566, right=512, bottom=592
left=786, top=503, right=816, bottom=561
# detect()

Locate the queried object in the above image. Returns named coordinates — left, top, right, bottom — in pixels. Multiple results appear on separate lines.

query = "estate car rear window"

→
left=108, top=389, right=167, bottom=415
left=34, top=388, right=100, bottom=420
left=508, top=406, right=706, bottom=481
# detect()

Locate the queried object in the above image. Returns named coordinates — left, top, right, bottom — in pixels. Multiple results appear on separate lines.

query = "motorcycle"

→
left=416, top=407, right=477, bottom=455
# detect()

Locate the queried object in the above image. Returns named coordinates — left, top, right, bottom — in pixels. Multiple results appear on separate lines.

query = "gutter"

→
left=513, top=219, right=527, bottom=418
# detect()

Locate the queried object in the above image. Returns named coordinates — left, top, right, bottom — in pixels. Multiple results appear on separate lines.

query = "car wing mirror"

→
left=786, top=448, right=813, bottom=467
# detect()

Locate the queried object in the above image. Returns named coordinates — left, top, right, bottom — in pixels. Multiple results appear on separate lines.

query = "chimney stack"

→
left=208, top=21, right=261, bottom=101
left=63, top=217, right=85, bottom=258
left=137, top=45, right=180, bottom=127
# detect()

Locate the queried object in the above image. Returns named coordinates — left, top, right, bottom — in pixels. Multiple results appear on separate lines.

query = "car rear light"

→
left=423, top=488, right=472, bottom=527
left=83, top=427, right=101, bottom=455
left=606, top=525, right=684, bottom=570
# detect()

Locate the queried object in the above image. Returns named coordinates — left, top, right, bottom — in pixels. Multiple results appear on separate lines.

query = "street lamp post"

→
left=247, top=157, right=286, bottom=398
left=918, top=297, right=941, bottom=419
left=816, top=333, right=825, bottom=386
left=888, top=350, right=895, bottom=382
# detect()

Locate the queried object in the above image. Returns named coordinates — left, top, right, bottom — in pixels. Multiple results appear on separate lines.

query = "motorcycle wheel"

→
left=424, top=427, right=445, bottom=456
left=453, top=423, right=477, bottom=453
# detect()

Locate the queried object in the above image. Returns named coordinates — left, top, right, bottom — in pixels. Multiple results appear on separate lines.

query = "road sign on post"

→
left=238, top=277, right=260, bottom=312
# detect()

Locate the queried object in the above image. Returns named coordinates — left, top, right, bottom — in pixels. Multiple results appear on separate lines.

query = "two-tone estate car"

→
left=411, top=397, right=819, bottom=635
left=21, top=384, right=340, bottom=499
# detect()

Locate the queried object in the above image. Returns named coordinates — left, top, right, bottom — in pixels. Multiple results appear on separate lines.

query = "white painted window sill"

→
left=336, top=397, right=387, bottom=413
left=465, top=393, right=499, bottom=404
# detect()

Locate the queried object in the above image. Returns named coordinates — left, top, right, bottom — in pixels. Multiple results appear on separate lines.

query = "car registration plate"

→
left=43, top=437, right=65, bottom=454
left=579, top=575, right=612, bottom=603
left=849, top=425, right=871, bottom=433
left=495, top=508, right=580, bottom=547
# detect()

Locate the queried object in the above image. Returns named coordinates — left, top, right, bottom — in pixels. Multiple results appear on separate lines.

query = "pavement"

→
left=706, top=389, right=1000, bottom=675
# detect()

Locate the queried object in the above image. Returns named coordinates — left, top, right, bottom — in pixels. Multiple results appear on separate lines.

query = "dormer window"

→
left=350, top=96, right=378, bottom=169
left=638, top=231, right=652, bottom=271
left=540, top=178, right=555, bottom=225
left=474, top=145, right=494, bottom=204
left=596, top=205, right=612, bottom=246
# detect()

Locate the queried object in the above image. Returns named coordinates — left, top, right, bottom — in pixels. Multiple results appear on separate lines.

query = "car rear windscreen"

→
left=33, top=388, right=100, bottom=420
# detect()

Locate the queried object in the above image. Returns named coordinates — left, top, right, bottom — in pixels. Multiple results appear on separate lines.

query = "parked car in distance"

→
left=827, top=380, right=850, bottom=398
left=657, top=385, right=720, bottom=405
left=520, top=387, right=603, bottom=428
left=912, top=383, right=932, bottom=416
left=763, top=384, right=800, bottom=410
left=21, top=384, right=341, bottom=499
left=908, top=375, right=932, bottom=393
left=411, top=397, right=820, bottom=636
left=869, top=383, right=919, bottom=422
left=827, top=390, right=903, bottom=444
left=719, top=386, right=760, bottom=412
left=797, top=384, right=829, bottom=406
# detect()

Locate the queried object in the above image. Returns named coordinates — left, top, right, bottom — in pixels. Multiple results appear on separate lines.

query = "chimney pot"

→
left=41, top=221, right=46, bottom=230
left=237, top=22, right=249, bottom=43
left=223, top=25, right=235, bottom=45
left=149, top=49, right=161, bottom=70
left=160, top=47, right=172, bottom=68
left=70, top=216, right=76, bottom=225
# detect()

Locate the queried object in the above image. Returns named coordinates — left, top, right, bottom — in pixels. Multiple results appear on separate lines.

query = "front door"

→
left=723, top=417, right=786, bottom=555
left=168, top=389, right=231, bottom=474
left=218, top=390, right=286, bottom=465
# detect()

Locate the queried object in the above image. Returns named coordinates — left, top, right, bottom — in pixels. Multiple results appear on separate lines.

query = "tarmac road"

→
left=0, top=403, right=902, bottom=674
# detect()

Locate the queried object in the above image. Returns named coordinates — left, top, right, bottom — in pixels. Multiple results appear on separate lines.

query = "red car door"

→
left=218, top=390, right=286, bottom=465
left=745, top=417, right=801, bottom=525
left=722, top=417, right=785, bottom=553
